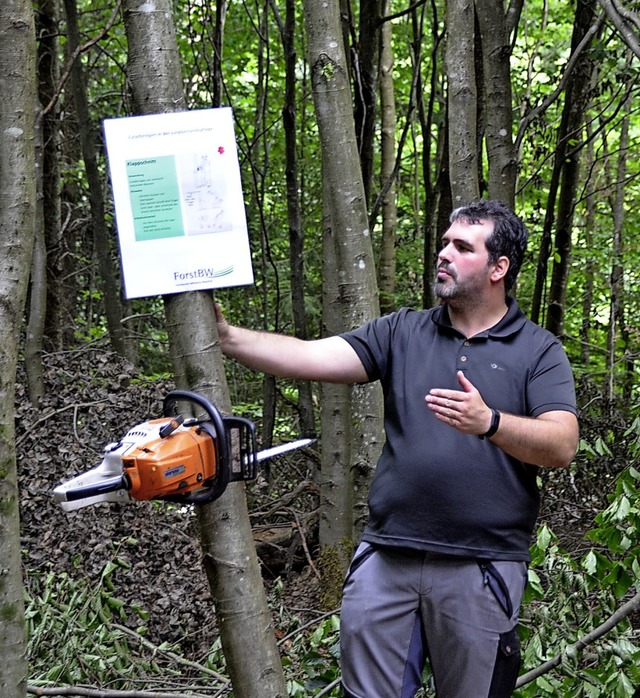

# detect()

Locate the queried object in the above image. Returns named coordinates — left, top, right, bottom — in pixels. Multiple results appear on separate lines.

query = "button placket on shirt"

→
left=457, top=339, right=473, bottom=369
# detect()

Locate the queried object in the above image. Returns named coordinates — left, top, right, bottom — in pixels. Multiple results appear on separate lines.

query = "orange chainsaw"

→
left=53, top=390, right=314, bottom=512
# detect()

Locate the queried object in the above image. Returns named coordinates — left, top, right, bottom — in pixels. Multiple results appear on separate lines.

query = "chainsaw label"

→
left=165, top=465, right=187, bottom=479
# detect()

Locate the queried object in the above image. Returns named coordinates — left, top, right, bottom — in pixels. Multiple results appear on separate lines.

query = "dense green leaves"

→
left=513, top=405, right=640, bottom=695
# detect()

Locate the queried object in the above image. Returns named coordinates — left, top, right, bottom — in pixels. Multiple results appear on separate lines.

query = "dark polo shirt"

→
left=340, top=299, right=577, bottom=561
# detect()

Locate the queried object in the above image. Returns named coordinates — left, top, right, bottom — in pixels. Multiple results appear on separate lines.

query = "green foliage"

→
left=233, top=395, right=303, bottom=443
left=26, top=557, right=156, bottom=688
left=516, top=523, right=640, bottom=697
left=271, top=577, right=342, bottom=697
left=515, top=406, right=640, bottom=696
left=282, top=615, right=341, bottom=697
left=25, top=545, right=229, bottom=692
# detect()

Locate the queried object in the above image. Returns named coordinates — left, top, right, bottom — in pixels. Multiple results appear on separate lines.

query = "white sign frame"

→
left=103, top=108, right=254, bottom=299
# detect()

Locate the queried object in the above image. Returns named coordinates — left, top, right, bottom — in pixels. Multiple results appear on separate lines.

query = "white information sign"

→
left=103, top=108, right=254, bottom=299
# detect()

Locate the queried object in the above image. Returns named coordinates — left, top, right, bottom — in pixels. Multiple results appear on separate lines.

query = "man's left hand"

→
left=425, top=370, right=493, bottom=436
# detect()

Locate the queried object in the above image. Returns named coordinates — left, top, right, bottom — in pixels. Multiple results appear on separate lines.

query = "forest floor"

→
left=16, top=347, right=613, bottom=688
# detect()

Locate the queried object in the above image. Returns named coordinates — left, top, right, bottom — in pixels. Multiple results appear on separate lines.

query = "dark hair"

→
left=449, top=200, right=528, bottom=292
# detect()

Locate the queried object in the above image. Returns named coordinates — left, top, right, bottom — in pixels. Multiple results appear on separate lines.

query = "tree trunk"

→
left=446, top=0, right=480, bottom=204
left=303, top=0, right=384, bottom=558
left=244, top=3, right=276, bottom=449
left=416, top=4, right=448, bottom=310
left=378, top=1, right=398, bottom=315
left=0, top=0, right=36, bottom=693
left=26, top=0, right=59, bottom=403
left=580, top=127, right=596, bottom=366
left=25, top=112, right=47, bottom=405
left=354, top=0, right=384, bottom=206
left=319, top=184, right=356, bottom=606
left=607, top=91, right=631, bottom=401
left=530, top=7, right=600, bottom=328
left=63, top=0, right=134, bottom=362
left=530, top=150, right=561, bottom=325
left=213, top=0, right=227, bottom=108
left=122, top=1, right=287, bottom=695
left=274, top=0, right=316, bottom=440
left=475, top=0, right=516, bottom=205
left=546, top=0, right=598, bottom=338
left=44, top=34, right=76, bottom=351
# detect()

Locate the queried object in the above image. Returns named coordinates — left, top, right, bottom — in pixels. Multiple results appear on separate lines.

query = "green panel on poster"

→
left=127, top=156, right=184, bottom=241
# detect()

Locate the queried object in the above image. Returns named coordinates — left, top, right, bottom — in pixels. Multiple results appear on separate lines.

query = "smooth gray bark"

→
left=303, top=0, right=384, bottom=557
left=122, top=1, right=287, bottom=695
left=0, top=0, right=37, bottom=693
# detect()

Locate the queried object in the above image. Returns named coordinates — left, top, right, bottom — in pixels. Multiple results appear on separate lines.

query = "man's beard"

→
left=434, top=265, right=488, bottom=308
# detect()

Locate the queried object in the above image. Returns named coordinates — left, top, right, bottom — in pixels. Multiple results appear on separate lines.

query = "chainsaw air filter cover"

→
left=122, top=418, right=218, bottom=500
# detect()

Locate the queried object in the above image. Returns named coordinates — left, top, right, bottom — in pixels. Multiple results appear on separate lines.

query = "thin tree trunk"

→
left=546, top=0, right=598, bottom=338
left=319, top=181, right=355, bottom=606
left=0, top=0, right=37, bottom=693
left=44, top=43, right=75, bottom=351
left=37, top=0, right=66, bottom=352
left=416, top=4, right=448, bottom=310
left=303, top=0, right=383, bottom=557
left=446, top=0, right=479, bottom=204
left=26, top=0, right=59, bottom=403
left=213, top=0, right=227, bottom=108
left=26, top=111, right=47, bottom=405
left=475, top=0, right=516, bottom=205
left=530, top=152, right=561, bottom=325
left=122, top=1, right=287, bottom=695
left=272, top=0, right=316, bottom=439
left=247, top=4, right=278, bottom=449
left=63, top=0, right=134, bottom=361
left=354, top=0, right=384, bottom=206
left=531, top=8, right=601, bottom=327
left=580, top=128, right=596, bottom=366
left=607, top=91, right=631, bottom=401
left=378, top=0, right=398, bottom=315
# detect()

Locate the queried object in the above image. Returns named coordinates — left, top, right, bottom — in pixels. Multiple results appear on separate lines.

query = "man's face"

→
left=434, top=219, right=495, bottom=306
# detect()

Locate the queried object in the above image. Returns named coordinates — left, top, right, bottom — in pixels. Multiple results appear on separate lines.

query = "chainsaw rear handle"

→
left=161, top=390, right=257, bottom=505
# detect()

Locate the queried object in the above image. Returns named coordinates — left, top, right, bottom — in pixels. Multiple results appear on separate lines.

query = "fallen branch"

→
left=516, top=588, right=640, bottom=687
left=27, top=686, right=211, bottom=697
left=293, top=509, right=321, bottom=580
left=111, top=623, right=229, bottom=686
left=16, top=401, right=108, bottom=447
left=249, top=479, right=318, bottom=520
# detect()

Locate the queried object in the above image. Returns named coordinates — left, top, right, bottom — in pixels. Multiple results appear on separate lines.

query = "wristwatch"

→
left=479, top=409, right=501, bottom=439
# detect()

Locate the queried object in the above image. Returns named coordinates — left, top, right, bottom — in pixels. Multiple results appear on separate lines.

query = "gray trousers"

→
left=340, top=543, right=528, bottom=698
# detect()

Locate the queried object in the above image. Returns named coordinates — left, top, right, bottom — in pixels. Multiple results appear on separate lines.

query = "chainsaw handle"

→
left=162, top=390, right=230, bottom=505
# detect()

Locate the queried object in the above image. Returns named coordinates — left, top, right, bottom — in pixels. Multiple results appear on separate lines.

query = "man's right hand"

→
left=212, top=302, right=368, bottom=384
left=214, top=302, right=231, bottom=349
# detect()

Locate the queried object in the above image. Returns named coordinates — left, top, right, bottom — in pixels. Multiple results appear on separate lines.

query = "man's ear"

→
left=490, top=256, right=510, bottom=283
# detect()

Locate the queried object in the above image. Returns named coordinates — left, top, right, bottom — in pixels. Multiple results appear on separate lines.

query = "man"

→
left=214, top=200, right=579, bottom=698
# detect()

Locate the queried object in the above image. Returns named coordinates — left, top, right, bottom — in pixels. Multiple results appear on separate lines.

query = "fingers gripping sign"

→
left=425, top=370, right=494, bottom=436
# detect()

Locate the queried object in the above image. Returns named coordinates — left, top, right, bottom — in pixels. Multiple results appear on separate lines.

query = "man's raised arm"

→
left=214, top=303, right=369, bottom=384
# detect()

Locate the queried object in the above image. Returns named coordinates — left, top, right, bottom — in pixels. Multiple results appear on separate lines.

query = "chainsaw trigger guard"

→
left=222, top=416, right=258, bottom=482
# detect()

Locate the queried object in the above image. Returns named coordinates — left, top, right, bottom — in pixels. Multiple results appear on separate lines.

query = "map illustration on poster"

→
left=104, top=108, right=254, bottom=299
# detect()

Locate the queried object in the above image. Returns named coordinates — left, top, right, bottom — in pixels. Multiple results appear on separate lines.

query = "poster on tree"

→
left=103, top=108, right=254, bottom=299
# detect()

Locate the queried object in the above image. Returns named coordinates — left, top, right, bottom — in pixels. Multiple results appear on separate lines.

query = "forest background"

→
left=3, top=0, right=640, bottom=696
